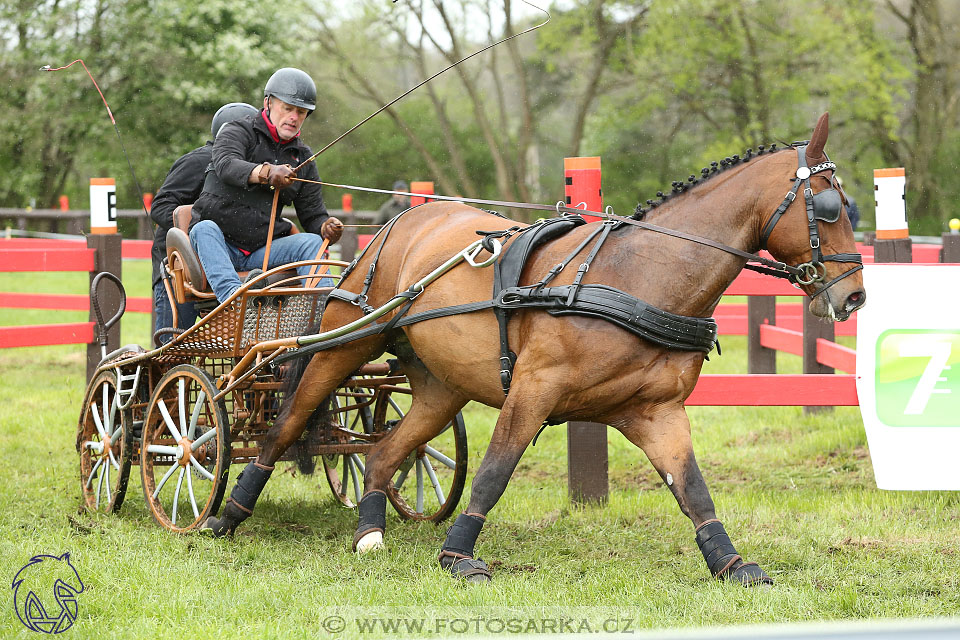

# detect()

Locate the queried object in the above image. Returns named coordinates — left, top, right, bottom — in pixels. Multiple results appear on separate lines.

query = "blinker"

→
left=812, top=188, right=843, bottom=223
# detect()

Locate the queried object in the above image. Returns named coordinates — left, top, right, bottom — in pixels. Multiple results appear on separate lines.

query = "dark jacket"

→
left=150, top=142, right=212, bottom=286
left=192, top=113, right=328, bottom=252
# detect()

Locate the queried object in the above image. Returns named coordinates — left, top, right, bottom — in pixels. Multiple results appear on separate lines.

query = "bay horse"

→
left=205, top=113, right=865, bottom=586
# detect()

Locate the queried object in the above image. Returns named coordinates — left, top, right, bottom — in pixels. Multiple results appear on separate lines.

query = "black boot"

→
left=203, top=461, right=273, bottom=537
left=695, top=519, right=772, bottom=586
left=353, top=490, right=387, bottom=551
left=438, top=513, right=491, bottom=582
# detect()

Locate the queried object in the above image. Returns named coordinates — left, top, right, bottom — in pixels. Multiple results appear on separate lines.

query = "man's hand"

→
left=321, top=216, right=343, bottom=243
left=266, top=164, right=297, bottom=189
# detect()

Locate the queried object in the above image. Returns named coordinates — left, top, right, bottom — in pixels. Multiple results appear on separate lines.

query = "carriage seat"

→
left=165, top=205, right=299, bottom=305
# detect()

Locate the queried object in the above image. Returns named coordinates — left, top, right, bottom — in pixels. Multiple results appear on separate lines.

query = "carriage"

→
left=76, top=221, right=469, bottom=533
left=76, top=114, right=866, bottom=585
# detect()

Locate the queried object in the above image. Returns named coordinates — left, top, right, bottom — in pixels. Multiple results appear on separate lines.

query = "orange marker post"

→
left=89, top=178, right=117, bottom=234
left=564, top=157, right=602, bottom=222
left=873, top=167, right=912, bottom=263
left=410, top=181, right=434, bottom=207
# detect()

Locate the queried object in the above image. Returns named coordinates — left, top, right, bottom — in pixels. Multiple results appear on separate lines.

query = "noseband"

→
left=757, top=145, right=863, bottom=298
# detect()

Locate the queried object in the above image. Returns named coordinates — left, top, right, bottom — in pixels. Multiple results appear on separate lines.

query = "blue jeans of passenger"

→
left=189, top=220, right=334, bottom=302
left=153, top=280, right=197, bottom=346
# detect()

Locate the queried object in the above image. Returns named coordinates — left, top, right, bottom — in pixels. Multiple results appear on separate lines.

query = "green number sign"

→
left=875, top=330, right=960, bottom=427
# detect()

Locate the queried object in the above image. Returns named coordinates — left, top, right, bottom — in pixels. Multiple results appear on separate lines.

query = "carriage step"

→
left=116, top=365, right=143, bottom=410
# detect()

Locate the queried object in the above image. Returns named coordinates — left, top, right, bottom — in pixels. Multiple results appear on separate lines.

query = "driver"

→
left=189, top=68, right=343, bottom=303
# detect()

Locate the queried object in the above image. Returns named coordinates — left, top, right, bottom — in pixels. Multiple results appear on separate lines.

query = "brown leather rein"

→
left=292, top=177, right=807, bottom=280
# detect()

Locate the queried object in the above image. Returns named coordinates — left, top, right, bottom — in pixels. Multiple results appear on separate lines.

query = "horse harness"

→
left=291, top=144, right=861, bottom=396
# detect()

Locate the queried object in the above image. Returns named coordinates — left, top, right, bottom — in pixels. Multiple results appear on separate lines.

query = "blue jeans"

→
left=153, top=280, right=197, bottom=345
left=189, top=220, right=333, bottom=302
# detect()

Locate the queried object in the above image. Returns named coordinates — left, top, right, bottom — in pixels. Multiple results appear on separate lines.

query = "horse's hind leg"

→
left=203, top=340, right=383, bottom=537
left=353, top=361, right=467, bottom=553
left=617, top=403, right=772, bottom=587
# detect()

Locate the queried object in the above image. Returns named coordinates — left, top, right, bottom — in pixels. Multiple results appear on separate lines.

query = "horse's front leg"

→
left=617, top=403, right=773, bottom=587
left=203, top=343, right=380, bottom=537
left=438, top=376, right=557, bottom=583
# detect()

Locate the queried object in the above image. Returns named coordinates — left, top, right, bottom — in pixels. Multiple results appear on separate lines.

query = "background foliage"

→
left=1, top=0, right=958, bottom=233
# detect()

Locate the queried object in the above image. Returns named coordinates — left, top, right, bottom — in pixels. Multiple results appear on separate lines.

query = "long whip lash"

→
left=294, top=0, right=550, bottom=171
left=41, top=59, right=149, bottom=217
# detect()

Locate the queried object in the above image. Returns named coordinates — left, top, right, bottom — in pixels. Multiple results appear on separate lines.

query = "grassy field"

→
left=1, top=263, right=958, bottom=638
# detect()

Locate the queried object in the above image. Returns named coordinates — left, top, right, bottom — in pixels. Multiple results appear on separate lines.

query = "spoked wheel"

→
left=140, top=364, right=229, bottom=532
left=376, top=386, right=468, bottom=523
left=321, top=385, right=375, bottom=508
left=78, top=370, right=132, bottom=512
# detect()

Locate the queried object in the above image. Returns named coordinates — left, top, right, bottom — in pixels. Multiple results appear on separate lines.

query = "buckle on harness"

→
left=499, top=356, right=514, bottom=394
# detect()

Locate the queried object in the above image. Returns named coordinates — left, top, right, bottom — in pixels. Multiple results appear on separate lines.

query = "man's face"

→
left=265, top=97, right=309, bottom=141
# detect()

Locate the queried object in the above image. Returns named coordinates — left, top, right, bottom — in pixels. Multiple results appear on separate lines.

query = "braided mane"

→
left=631, top=141, right=809, bottom=220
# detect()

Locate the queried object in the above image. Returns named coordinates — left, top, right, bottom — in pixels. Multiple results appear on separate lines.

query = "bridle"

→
left=754, top=145, right=863, bottom=298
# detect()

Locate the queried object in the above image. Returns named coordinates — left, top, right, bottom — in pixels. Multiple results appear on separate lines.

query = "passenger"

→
left=151, top=102, right=259, bottom=344
left=189, top=67, right=343, bottom=303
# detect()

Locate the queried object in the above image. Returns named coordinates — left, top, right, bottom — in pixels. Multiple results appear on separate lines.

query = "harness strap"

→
left=275, top=280, right=720, bottom=366
left=760, top=180, right=802, bottom=250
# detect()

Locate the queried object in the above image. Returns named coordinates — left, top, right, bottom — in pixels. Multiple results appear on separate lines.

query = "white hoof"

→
left=355, top=531, right=384, bottom=554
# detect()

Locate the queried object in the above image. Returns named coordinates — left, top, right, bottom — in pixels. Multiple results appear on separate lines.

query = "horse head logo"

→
left=11, top=553, right=84, bottom=634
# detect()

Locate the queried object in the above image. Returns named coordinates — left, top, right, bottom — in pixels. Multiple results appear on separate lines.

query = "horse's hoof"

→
left=354, top=530, right=384, bottom=554
left=447, top=558, right=492, bottom=583
left=200, top=515, right=232, bottom=538
left=729, top=561, right=773, bottom=587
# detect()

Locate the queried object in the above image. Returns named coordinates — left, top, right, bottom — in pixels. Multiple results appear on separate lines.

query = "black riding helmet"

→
left=264, top=68, right=316, bottom=113
left=211, top=102, right=259, bottom=139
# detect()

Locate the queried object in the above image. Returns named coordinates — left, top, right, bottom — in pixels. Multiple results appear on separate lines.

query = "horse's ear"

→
left=806, top=112, right=829, bottom=162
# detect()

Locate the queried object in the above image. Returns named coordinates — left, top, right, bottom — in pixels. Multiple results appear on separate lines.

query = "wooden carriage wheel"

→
left=376, top=387, right=468, bottom=523
left=321, top=385, right=375, bottom=508
left=320, top=379, right=468, bottom=523
left=78, top=370, right=133, bottom=513
left=140, top=364, right=229, bottom=532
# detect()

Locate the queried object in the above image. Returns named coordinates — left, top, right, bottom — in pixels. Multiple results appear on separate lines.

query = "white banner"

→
left=856, top=264, right=960, bottom=489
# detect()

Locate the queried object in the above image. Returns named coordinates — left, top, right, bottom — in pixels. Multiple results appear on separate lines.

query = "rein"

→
left=291, top=175, right=842, bottom=295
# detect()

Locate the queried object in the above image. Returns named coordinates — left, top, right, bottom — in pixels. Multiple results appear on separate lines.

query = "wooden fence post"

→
left=338, top=195, right=357, bottom=263
left=802, top=303, right=835, bottom=414
left=941, top=219, right=960, bottom=263
left=564, top=157, right=608, bottom=505
left=747, top=296, right=776, bottom=374
left=567, top=422, right=608, bottom=504
left=85, top=234, right=123, bottom=380
left=85, top=178, right=122, bottom=380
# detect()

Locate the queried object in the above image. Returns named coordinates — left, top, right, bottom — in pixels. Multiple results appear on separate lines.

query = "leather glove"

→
left=266, top=164, right=296, bottom=189
left=320, top=216, right=343, bottom=243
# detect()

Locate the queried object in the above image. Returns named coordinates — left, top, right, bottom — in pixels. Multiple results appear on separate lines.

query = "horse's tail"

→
left=278, top=323, right=329, bottom=474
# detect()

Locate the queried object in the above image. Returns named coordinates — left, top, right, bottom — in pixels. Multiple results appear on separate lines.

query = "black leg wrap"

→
left=230, top=461, right=274, bottom=513
left=439, top=513, right=485, bottom=568
left=695, top=520, right=772, bottom=586
left=353, top=491, right=387, bottom=551
left=201, top=462, right=274, bottom=538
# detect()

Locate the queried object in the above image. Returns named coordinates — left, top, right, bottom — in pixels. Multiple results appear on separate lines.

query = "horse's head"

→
left=759, top=112, right=866, bottom=321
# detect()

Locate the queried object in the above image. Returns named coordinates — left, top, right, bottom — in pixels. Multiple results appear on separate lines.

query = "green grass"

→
left=1, top=266, right=958, bottom=638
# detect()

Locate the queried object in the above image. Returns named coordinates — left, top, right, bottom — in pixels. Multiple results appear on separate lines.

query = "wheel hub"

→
left=177, top=438, right=192, bottom=468
left=101, top=436, right=112, bottom=461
